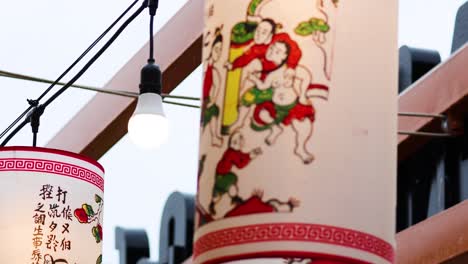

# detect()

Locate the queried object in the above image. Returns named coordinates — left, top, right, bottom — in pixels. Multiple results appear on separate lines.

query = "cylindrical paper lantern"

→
left=0, top=147, right=105, bottom=264
left=197, top=0, right=397, bottom=263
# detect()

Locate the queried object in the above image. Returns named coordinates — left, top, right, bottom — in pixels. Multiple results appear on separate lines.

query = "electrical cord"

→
left=0, top=0, right=139, bottom=143
left=37, top=0, right=140, bottom=103
left=0, top=69, right=201, bottom=101
left=0, top=119, right=29, bottom=147
left=148, top=0, right=158, bottom=61
left=1, top=1, right=147, bottom=147
left=149, top=15, right=155, bottom=61
left=0, top=107, right=32, bottom=142
left=43, top=4, right=146, bottom=109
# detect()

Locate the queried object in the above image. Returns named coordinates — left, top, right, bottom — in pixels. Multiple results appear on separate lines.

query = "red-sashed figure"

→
left=226, top=18, right=303, bottom=131
left=209, top=131, right=262, bottom=216
left=201, top=26, right=225, bottom=147
left=248, top=60, right=329, bottom=164
left=228, top=18, right=302, bottom=80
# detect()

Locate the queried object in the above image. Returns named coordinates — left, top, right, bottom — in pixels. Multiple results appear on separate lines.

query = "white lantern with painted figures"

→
left=0, top=147, right=105, bottom=264
left=196, top=0, right=398, bottom=263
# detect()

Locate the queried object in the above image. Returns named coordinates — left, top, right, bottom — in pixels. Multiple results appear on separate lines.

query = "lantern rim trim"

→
left=0, top=146, right=104, bottom=173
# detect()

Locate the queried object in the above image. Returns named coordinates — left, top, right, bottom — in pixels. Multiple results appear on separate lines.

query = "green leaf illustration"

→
left=95, top=194, right=102, bottom=203
left=83, top=204, right=95, bottom=216
left=92, top=226, right=102, bottom=243
left=96, top=254, right=102, bottom=264
left=295, top=18, right=330, bottom=36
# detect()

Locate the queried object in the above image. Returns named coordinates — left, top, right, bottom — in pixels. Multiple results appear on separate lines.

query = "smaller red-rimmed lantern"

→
left=0, top=147, right=105, bottom=264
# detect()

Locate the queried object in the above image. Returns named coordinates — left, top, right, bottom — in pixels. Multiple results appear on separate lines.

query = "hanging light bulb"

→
left=128, top=59, right=169, bottom=149
left=128, top=1, right=168, bottom=149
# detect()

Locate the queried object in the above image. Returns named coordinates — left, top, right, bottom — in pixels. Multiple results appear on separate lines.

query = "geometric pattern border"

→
left=0, top=158, right=104, bottom=191
left=194, top=223, right=394, bottom=262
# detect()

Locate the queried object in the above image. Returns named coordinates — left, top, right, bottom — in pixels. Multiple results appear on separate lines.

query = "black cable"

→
left=148, top=0, right=158, bottom=61
left=0, top=0, right=139, bottom=143
left=149, top=15, right=154, bottom=61
left=37, top=0, right=140, bottom=102
left=0, top=107, right=32, bottom=140
left=43, top=5, right=146, bottom=109
left=1, top=119, right=28, bottom=147
left=33, top=133, right=37, bottom=147
left=1, top=2, right=146, bottom=147
left=0, top=98, right=39, bottom=141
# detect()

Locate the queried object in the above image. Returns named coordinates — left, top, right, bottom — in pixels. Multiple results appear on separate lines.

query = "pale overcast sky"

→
left=0, top=0, right=466, bottom=263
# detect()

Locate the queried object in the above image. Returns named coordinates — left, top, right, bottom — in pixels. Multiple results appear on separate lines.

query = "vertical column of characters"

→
left=31, top=184, right=73, bottom=264
left=30, top=183, right=104, bottom=264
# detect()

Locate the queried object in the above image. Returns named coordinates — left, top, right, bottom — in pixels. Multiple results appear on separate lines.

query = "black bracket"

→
left=26, top=99, right=44, bottom=147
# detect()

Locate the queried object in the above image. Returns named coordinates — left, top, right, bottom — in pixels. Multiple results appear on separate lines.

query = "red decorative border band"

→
left=0, top=146, right=105, bottom=173
left=194, top=223, right=394, bottom=263
left=203, top=251, right=371, bottom=264
left=0, top=158, right=104, bottom=191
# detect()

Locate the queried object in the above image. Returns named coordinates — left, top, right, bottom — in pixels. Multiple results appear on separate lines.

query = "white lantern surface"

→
left=196, top=0, right=398, bottom=264
left=0, top=147, right=105, bottom=264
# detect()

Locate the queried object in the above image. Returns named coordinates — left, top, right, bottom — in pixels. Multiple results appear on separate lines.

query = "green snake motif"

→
left=295, top=18, right=330, bottom=36
left=247, top=0, right=264, bottom=16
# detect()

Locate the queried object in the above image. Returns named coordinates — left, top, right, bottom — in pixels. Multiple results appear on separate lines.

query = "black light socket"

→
left=139, top=59, right=162, bottom=95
